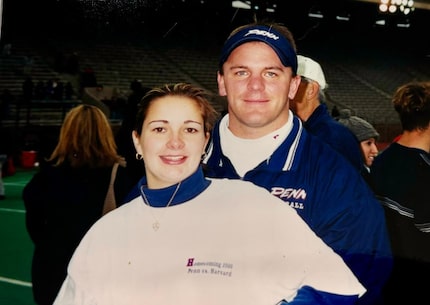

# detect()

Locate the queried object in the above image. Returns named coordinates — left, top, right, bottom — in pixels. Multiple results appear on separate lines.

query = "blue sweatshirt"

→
left=203, top=115, right=393, bottom=305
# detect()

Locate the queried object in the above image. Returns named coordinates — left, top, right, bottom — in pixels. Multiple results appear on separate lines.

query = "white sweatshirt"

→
left=54, top=178, right=365, bottom=305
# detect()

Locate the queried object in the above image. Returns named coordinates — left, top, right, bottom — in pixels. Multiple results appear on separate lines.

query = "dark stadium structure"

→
left=0, top=0, right=429, bottom=162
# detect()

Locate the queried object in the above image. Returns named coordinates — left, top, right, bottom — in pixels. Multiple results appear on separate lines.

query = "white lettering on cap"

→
left=245, top=29, right=280, bottom=40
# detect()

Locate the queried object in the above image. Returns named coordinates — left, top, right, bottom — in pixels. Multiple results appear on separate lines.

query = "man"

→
left=370, top=81, right=430, bottom=304
left=290, top=55, right=363, bottom=171
left=203, top=21, right=392, bottom=305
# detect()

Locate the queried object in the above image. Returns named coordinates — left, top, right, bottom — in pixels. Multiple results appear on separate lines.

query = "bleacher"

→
left=317, top=46, right=430, bottom=125
left=1, top=34, right=429, bottom=142
left=0, top=38, right=79, bottom=126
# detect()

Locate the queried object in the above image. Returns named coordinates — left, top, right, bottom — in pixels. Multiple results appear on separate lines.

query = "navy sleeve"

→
left=279, top=285, right=359, bottom=305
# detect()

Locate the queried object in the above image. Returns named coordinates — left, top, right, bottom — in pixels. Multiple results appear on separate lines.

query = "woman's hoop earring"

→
left=135, top=153, right=143, bottom=161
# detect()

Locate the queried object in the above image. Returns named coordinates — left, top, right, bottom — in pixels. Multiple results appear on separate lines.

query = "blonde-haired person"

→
left=337, top=109, right=380, bottom=188
left=23, top=104, right=135, bottom=305
left=370, top=81, right=430, bottom=304
left=54, top=83, right=365, bottom=305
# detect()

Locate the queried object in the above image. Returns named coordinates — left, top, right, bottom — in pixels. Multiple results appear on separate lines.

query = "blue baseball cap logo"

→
left=219, top=25, right=298, bottom=74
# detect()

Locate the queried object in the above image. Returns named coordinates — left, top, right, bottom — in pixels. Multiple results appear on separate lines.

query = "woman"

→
left=54, top=83, right=365, bottom=305
left=337, top=109, right=380, bottom=188
left=23, top=104, right=134, bottom=305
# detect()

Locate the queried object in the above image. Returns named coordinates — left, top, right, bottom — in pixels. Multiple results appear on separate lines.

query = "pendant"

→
left=152, top=221, right=160, bottom=231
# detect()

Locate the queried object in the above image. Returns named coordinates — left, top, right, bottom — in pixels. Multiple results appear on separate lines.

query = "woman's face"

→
left=133, top=95, right=209, bottom=189
left=360, top=138, right=379, bottom=167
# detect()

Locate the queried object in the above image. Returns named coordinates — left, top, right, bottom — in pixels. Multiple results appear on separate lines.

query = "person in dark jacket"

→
left=23, top=104, right=135, bottom=305
left=290, top=55, right=363, bottom=172
left=370, top=81, right=430, bottom=304
left=115, top=80, right=150, bottom=184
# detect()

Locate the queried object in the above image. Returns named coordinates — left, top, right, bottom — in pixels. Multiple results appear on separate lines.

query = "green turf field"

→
left=0, top=168, right=37, bottom=305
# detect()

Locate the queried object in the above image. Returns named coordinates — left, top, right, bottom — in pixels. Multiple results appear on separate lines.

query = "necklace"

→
left=140, top=182, right=181, bottom=231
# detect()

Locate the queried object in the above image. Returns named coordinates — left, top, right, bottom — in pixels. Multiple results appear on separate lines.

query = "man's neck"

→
left=294, top=99, right=319, bottom=122
left=397, top=128, right=430, bottom=153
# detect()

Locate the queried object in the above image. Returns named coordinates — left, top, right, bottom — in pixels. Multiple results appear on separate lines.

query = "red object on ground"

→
left=21, top=151, right=37, bottom=168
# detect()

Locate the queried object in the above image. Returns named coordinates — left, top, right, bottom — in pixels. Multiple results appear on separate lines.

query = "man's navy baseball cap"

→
left=219, top=25, right=298, bottom=74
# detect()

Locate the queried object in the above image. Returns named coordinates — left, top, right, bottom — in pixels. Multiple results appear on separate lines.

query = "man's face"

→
left=218, top=41, right=300, bottom=139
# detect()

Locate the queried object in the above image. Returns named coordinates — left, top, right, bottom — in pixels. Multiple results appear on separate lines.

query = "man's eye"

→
left=235, top=70, right=248, bottom=76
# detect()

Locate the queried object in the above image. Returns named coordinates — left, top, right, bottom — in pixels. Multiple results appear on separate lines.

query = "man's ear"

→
left=217, top=71, right=227, bottom=96
left=306, top=81, right=320, bottom=100
left=288, top=75, right=301, bottom=100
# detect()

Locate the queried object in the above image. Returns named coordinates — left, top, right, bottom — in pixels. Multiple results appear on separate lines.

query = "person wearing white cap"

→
left=203, top=21, right=392, bottom=305
left=290, top=55, right=363, bottom=172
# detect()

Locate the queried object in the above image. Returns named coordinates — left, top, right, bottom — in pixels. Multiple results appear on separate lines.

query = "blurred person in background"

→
left=115, top=79, right=151, bottom=184
left=23, top=104, right=135, bottom=305
left=0, top=153, right=6, bottom=200
left=290, top=55, right=363, bottom=172
left=337, top=109, right=380, bottom=188
left=370, top=81, right=430, bottom=304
